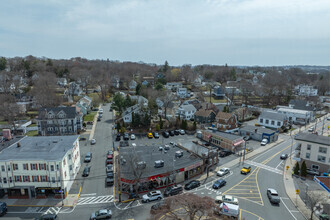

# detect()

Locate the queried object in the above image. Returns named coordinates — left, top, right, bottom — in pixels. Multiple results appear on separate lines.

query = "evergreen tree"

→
left=116, top=121, right=121, bottom=132
left=131, top=112, right=135, bottom=127
left=136, top=83, right=142, bottom=95
left=163, top=60, right=169, bottom=73
left=159, top=116, right=163, bottom=129
left=294, top=162, right=300, bottom=175
left=301, top=161, right=307, bottom=177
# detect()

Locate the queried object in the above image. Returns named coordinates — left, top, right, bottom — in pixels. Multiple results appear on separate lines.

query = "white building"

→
left=177, top=88, right=188, bottom=98
left=165, top=82, right=182, bottom=91
left=258, top=111, right=288, bottom=129
left=176, top=104, right=196, bottom=120
left=0, top=136, right=80, bottom=199
left=277, top=107, right=313, bottom=125
left=295, top=85, right=318, bottom=96
left=122, top=104, right=141, bottom=123
left=295, top=133, right=330, bottom=174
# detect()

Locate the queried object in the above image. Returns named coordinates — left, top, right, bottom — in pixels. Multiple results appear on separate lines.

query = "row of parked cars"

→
left=115, top=129, right=186, bottom=141
left=106, top=151, right=114, bottom=186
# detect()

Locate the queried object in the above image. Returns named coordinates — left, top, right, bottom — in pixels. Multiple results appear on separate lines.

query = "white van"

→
left=215, top=202, right=239, bottom=219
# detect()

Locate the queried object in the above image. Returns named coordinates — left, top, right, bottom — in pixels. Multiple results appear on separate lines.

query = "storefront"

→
left=202, top=130, right=245, bottom=152
left=184, top=161, right=203, bottom=180
left=7, top=188, right=29, bottom=199
left=35, top=187, right=64, bottom=199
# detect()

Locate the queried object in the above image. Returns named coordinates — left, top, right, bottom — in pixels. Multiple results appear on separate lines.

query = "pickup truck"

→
left=240, top=166, right=251, bottom=174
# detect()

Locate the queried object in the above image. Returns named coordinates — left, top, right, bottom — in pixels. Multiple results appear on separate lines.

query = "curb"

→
left=7, top=204, right=74, bottom=208
left=120, top=198, right=135, bottom=203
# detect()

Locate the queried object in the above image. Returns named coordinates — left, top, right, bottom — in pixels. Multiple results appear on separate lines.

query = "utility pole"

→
left=321, top=116, right=325, bottom=135
left=242, top=141, right=247, bottom=165
left=290, top=129, right=293, bottom=161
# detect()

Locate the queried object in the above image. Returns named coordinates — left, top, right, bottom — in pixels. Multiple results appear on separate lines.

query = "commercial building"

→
left=118, top=144, right=203, bottom=194
left=238, top=125, right=279, bottom=142
left=0, top=136, right=80, bottom=199
left=201, top=129, right=245, bottom=153
left=277, top=107, right=313, bottom=125
left=294, top=133, right=330, bottom=174
left=258, top=111, right=288, bottom=129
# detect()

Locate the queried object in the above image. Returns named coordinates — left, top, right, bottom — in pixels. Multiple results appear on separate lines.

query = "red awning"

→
left=233, top=139, right=245, bottom=146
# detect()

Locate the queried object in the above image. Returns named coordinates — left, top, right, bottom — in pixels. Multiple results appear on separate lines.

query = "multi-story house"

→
left=215, top=112, right=238, bottom=131
left=177, top=88, right=188, bottom=98
left=294, top=133, right=330, bottom=174
left=176, top=104, right=196, bottom=120
left=258, top=111, right=287, bottom=129
left=165, top=82, right=182, bottom=91
left=37, top=107, right=83, bottom=136
left=212, top=86, right=225, bottom=98
left=0, top=135, right=80, bottom=199
left=295, top=85, right=318, bottom=96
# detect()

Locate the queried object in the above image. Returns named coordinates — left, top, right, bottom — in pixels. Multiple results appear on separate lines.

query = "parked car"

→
left=107, top=150, right=113, bottom=156
left=150, top=201, right=166, bottom=214
left=99, top=109, right=103, bottom=113
left=130, top=134, right=136, bottom=140
left=261, top=139, right=268, bottom=146
left=91, top=139, right=96, bottom=145
left=147, top=133, right=153, bottom=139
left=280, top=154, right=288, bottom=160
left=80, top=137, right=87, bottom=141
left=308, top=127, right=314, bottom=132
left=106, top=177, right=114, bottom=186
left=90, top=209, right=112, bottom=219
left=154, top=160, right=164, bottom=168
left=213, top=179, right=226, bottom=189
left=84, top=152, right=92, bottom=163
left=0, top=202, right=7, bottom=217
left=106, top=164, right=113, bottom=173
left=153, top=132, right=160, bottom=139
left=82, top=167, right=90, bottom=177
left=179, top=129, right=185, bottom=135
left=142, top=191, right=163, bottom=203
left=164, top=185, right=183, bottom=197
left=319, top=214, right=330, bottom=220
left=219, top=150, right=231, bottom=157
left=217, top=168, right=230, bottom=177
left=174, top=130, right=180, bottom=135
left=306, top=168, right=320, bottom=176
left=162, top=131, right=169, bottom=138
left=240, top=166, right=251, bottom=174
left=215, top=195, right=238, bottom=205
left=35, top=214, right=57, bottom=220
left=106, top=158, right=113, bottom=165
left=169, top=130, right=175, bottom=136
left=184, top=180, right=200, bottom=190
left=123, top=133, right=129, bottom=140
left=97, top=117, right=101, bottom=121
left=267, top=188, right=280, bottom=204
left=107, top=171, right=114, bottom=178
left=115, top=134, right=121, bottom=141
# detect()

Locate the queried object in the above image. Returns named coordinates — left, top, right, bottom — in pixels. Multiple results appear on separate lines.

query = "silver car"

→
left=90, top=209, right=112, bottom=219
left=217, top=168, right=230, bottom=177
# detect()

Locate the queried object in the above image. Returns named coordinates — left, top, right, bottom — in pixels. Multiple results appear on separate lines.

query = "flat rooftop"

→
left=295, top=133, right=329, bottom=146
left=240, top=125, right=276, bottom=134
left=119, top=144, right=202, bottom=180
left=203, top=129, right=243, bottom=141
left=0, top=135, right=79, bottom=161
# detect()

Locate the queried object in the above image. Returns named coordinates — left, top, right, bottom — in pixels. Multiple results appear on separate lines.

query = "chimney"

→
left=17, top=142, right=21, bottom=148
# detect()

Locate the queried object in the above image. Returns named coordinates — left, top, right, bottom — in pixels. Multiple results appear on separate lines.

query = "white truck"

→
left=215, top=202, right=240, bottom=219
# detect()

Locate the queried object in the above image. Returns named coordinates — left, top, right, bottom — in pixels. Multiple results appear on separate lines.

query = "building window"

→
left=317, top=155, right=326, bottom=163
left=56, top=164, right=59, bottom=170
left=68, top=154, right=72, bottom=160
left=260, top=118, right=263, bottom=123
left=15, top=176, right=21, bottom=182
left=63, top=159, right=66, bottom=166
left=47, top=120, right=52, bottom=124
left=50, top=165, right=54, bottom=171
left=69, top=165, right=72, bottom=171
left=24, top=176, right=29, bottom=182
left=64, top=171, right=67, bottom=178
left=265, top=119, right=269, bottom=124
left=23, top=164, right=28, bottom=170
left=52, top=177, right=56, bottom=183
left=312, top=164, right=319, bottom=170
left=1, top=165, right=5, bottom=172
left=271, top=121, right=275, bottom=125
left=307, top=144, right=311, bottom=150
left=306, top=153, right=310, bottom=159
left=31, top=164, right=37, bottom=170
left=9, top=177, right=12, bottom=183
left=41, top=176, right=47, bottom=182
left=277, top=122, right=281, bottom=126
left=7, top=165, right=10, bottom=171
left=13, top=164, right=18, bottom=170
left=319, top=147, right=327, bottom=154
left=3, top=178, right=7, bottom=183
left=32, top=176, right=38, bottom=182
left=39, top=164, right=46, bottom=170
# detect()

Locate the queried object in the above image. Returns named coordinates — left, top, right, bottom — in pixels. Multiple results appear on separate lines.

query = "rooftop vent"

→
left=17, top=142, right=21, bottom=148
left=53, top=140, right=58, bottom=143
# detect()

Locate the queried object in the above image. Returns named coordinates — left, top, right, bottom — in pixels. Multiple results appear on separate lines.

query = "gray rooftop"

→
left=295, top=133, right=329, bottom=146
left=203, top=129, right=243, bottom=141
left=119, top=145, right=202, bottom=180
left=240, top=125, right=276, bottom=134
left=0, top=135, right=79, bottom=161
left=180, top=104, right=196, bottom=112
left=38, top=107, right=77, bottom=119
left=259, top=111, right=287, bottom=121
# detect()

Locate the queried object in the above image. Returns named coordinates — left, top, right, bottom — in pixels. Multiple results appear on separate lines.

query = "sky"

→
left=0, top=0, right=329, bottom=66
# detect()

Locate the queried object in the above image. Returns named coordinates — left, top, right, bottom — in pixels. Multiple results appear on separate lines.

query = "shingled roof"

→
left=194, top=109, right=215, bottom=117
left=38, top=107, right=77, bottom=120
left=216, top=112, right=234, bottom=120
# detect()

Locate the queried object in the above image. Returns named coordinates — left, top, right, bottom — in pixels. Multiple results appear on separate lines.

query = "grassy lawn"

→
left=83, top=112, right=97, bottom=122
left=28, top=123, right=37, bottom=127
left=26, top=130, right=38, bottom=136
left=88, top=92, right=99, bottom=100
left=205, top=97, right=228, bottom=103
left=0, top=121, right=8, bottom=125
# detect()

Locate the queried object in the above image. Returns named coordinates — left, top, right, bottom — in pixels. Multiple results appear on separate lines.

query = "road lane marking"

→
left=80, top=193, right=97, bottom=197
left=280, top=197, right=297, bottom=220
left=245, top=160, right=283, bottom=175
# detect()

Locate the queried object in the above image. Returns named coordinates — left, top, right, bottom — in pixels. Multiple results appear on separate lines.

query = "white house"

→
left=295, top=85, right=318, bottom=96
left=0, top=136, right=80, bottom=199
left=165, top=82, right=182, bottom=91
left=130, top=95, right=148, bottom=108
left=258, top=111, right=288, bottom=129
left=122, top=104, right=141, bottom=123
left=129, top=80, right=137, bottom=90
left=176, top=104, right=196, bottom=120
left=177, top=88, right=188, bottom=98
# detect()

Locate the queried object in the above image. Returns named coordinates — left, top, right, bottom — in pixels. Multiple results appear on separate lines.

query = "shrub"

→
left=156, top=124, right=160, bottom=131
left=294, top=162, right=300, bottom=175
left=301, top=161, right=307, bottom=177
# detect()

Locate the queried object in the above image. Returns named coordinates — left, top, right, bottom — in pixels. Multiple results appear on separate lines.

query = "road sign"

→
left=286, top=166, right=290, bottom=170
left=296, top=189, right=300, bottom=194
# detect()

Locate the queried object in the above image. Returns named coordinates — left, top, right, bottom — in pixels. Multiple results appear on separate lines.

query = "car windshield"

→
left=272, top=192, right=278, bottom=196
left=243, top=166, right=249, bottom=169
left=95, top=211, right=99, bottom=216
left=147, top=192, right=152, bottom=197
left=220, top=168, right=226, bottom=172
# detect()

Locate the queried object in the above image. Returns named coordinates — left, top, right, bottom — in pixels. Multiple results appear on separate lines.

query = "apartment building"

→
left=0, top=136, right=80, bottom=199
left=295, top=133, right=330, bottom=174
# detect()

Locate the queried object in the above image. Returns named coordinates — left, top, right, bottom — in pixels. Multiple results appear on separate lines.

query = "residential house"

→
left=176, top=104, right=196, bottom=120
left=57, top=78, right=67, bottom=87
left=0, top=135, right=80, bottom=199
left=233, top=107, right=253, bottom=121
left=156, top=98, right=164, bottom=108
left=129, top=80, right=137, bottom=90
left=294, top=133, right=330, bottom=174
left=165, top=82, right=182, bottom=91
left=37, top=107, right=83, bottom=136
left=252, top=76, right=259, bottom=84
left=212, top=86, right=225, bottom=98
left=111, top=77, right=120, bottom=89
left=225, top=86, right=240, bottom=95
left=130, top=95, right=148, bottom=108
left=68, top=82, right=82, bottom=96
left=122, top=104, right=141, bottom=123
left=200, top=102, right=219, bottom=114
left=194, top=110, right=216, bottom=123
left=141, top=80, right=149, bottom=86
left=76, top=96, right=92, bottom=115
left=258, top=111, right=287, bottom=129
left=239, top=125, right=278, bottom=142
left=295, top=85, right=318, bottom=96
left=155, top=72, right=165, bottom=79
left=177, top=88, right=188, bottom=98
left=215, top=112, right=238, bottom=131
left=182, top=99, right=202, bottom=110
left=142, top=76, right=154, bottom=86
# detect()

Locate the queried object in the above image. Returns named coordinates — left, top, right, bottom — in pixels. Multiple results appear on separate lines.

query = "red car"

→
left=107, top=154, right=113, bottom=159
left=106, top=158, right=113, bottom=164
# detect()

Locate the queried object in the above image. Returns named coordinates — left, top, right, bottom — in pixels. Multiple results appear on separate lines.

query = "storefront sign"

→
left=21, top=188, right=25, bottom=195
left=185, top=161, right=202, bottom=171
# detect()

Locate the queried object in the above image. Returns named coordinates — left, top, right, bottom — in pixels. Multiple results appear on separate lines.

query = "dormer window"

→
left=48, top=111, right=54, bottom=119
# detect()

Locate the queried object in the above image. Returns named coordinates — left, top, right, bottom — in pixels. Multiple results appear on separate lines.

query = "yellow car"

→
left=240, top=166, right=251, bottom=174
left=147, top=133, right=153, bottom=138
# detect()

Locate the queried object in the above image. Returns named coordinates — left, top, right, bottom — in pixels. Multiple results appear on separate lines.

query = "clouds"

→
left=0, top=0, right=329, bottom=65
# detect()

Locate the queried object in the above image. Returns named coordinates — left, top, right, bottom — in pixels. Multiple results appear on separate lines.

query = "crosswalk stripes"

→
left=77, top=195, right=113, bottom=205
left=245, top=160, right=283, bottom=175
left=43, top=207, right=62, bottom=215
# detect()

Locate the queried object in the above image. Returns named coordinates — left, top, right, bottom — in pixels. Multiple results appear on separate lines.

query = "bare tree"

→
left=306, top=191, right=327, bottom=220
left=71, top=67, right=92, bottom=95
left=0, top=94, right=21, bottom=133
left=161, top=91, right=174, bottom=120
